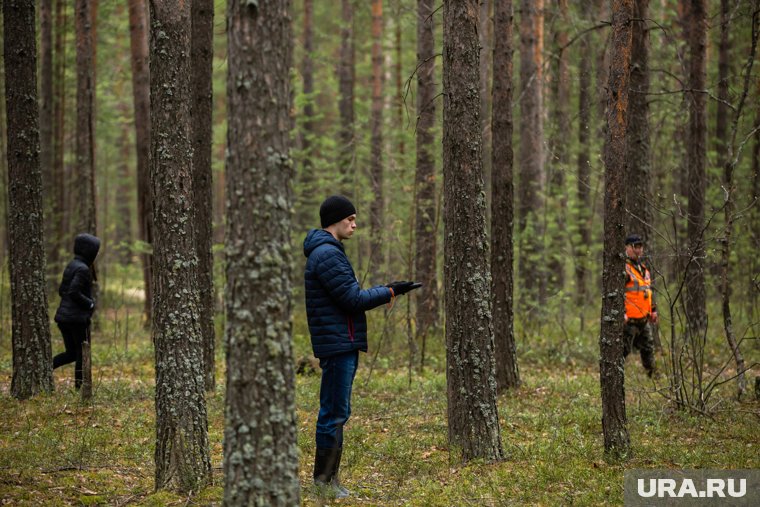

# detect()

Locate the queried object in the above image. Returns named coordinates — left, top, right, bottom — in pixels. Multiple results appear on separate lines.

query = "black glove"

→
left=386, top=281, right=421, bottom=296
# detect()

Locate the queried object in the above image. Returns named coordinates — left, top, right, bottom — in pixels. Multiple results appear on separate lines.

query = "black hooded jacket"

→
left=54, top=234, right=100, bottom=324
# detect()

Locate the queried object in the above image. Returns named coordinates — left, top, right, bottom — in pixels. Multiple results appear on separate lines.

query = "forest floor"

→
left=1, top=301, right=759, bottom=506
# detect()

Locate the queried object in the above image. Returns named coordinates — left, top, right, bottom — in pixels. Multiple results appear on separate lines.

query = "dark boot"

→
left=313, top=448, right=348, bottom=498
left=332, top=447, right=350, bottom=497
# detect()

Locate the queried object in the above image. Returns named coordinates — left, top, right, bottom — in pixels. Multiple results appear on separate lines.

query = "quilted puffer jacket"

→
left=303, top=229, right=392, bottom=358
left=54, top=233, right=100, bottom=324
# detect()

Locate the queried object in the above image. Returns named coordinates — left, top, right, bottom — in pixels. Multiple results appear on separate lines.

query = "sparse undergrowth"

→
left=1, top=297, right=758, bottom=506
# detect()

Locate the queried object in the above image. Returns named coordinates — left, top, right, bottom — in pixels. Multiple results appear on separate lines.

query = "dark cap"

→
left=625, top=234, right=644, bottom=245
left=320, top=195, right=356, bottom=228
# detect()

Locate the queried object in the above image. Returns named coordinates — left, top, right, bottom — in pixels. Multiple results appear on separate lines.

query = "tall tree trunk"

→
left=40, top=0, right=56, bottom=276
left=685, top=0, right=707, bottom=343
left=751, top=76, right=760, bottom=319
left=395, top=0, right=404, bottom=156
left=443, top=0, right=504, bottom=463
left=546, top=0, right=569, bottom=294
left=74, top=0, right=96, bottom=235
left=575, top=0, right=593, bottom=326
left=492, top=0, right=519, bottom=391
left=518, top=0, right=545, bottom=308
left=4, top=0, right=54, bottom=400
left=52, top=0, right=68, bottom=271
left=337, top=0, right=355, bottom=194
left=714, top=0, right=730, bottom=169
left=415, top=0, right=439, bottom=365
left=115, top=99, right=133, bottom=263
left=150, top=0, right=211, bottom=492
left=370, top=0, right=385, bottom=282
left=480, top=0, right=493, bottom=213
left=191, top=0, right=215, bottom=393
left=223, top=0, right=300, bottom=504
left=297, top=0, right=316, bottom=234
left=128, top=0, right=152, bottom=324
left=600, top=0, right=633, bottom=461
left=626, top=0, right=659, bottom=351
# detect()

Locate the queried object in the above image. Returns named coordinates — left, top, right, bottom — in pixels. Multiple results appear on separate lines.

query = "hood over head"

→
left=74, top=233, right=101, bottom=265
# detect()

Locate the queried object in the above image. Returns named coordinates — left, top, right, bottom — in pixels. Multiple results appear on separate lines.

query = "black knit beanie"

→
left=320, top=195, right=356, bottom=228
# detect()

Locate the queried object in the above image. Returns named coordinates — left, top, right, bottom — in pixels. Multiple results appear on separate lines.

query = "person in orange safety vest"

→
left=623, top=234, right=658, bottom=377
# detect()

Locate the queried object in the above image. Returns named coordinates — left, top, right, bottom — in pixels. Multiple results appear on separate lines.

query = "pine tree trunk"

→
left=115, top=99, right=132, bottom=263
left=575, top=0, right=593, bottom=322
left=191, top=0, right=216, bottom=393
left=443, top=0, right=504, bottom=463
left=626, top=0, right=659, bottom=350
left=337, top=0, right=355, bottom=194
left=395, top=0, right=404, bottom=156
left=297, top=0, right=317, bottom=233
left=370, top=0, right=385, bottom=282
left=128, top=0, right=152, bottom=324
left=715, top=0, right=730, bottom=168
left=546, top=0, right=569, bottom=294
left=600, top=0, right=633, bottom=461
left=414, top=0, right=439, bottom=366
left=685, top=0, right=707, bottom=342
left=74, top=0, right=96, bottom=235
left=518, top=0, right=545, bottom=308
left=491, top=0, right=519, bottom=391
left=150, top=0, right=211, bottom=492
left=223, top=0, right=300, bottom=504
left=480, top=0, right=493, bottom=214
left=40, top=0, right=56, bottom=274
left=4, top=0, right=55, bottom=400
left=751, top=77, right=760, bottom=319
left=52, top=0, right=68, bottom=270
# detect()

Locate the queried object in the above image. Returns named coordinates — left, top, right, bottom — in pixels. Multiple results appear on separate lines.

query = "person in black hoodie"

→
left=53, top=233, right=100, bottom=389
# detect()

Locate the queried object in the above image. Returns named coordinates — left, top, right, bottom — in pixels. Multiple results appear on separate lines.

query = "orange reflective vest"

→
left=625, top=260, right=652, bottom=319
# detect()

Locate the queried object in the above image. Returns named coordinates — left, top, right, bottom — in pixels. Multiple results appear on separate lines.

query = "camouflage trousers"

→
left=623, top=319, right=655, bottom=374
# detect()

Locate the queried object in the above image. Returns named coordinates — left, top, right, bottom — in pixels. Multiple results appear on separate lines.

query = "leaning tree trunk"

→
left=4, top=0, right=54, bottom=400
left=719, top=6, right=758, bottom=400
left=128, top=0, right=152, bottom=325
left=369, top=0, right=385, bottom=282
left=74, top=0, right=96, bottom=235
left=414, top=0, right=439, bottom=367
left=443, top=0, right=504, bottom=463
left=150, top=0, right=211, bottom=493
left=337, top=0, right=355, bottom=194
left=191, top=0, right=215, bottom=393
left=517, top=0, right=545, bottom=308
left=599, top=0, right=633, bottom=461
left=223, top=0, right=300, bottom=505
left=491, top=0, right=519, bottom=391
left=685, top=0, right=707, bottom=344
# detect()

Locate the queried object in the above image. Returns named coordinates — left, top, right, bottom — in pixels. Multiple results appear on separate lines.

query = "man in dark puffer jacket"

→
left=304, top=195, right=419, bottom=498
left=53, top=233, right=100, bottom=389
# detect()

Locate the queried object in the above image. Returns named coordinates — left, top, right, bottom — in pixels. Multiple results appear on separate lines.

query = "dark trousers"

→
left=624, top=319, right=655, bottom=373
left=316, top=350, right=359, bottom=449
left=53, top=322, right=89, bottom=388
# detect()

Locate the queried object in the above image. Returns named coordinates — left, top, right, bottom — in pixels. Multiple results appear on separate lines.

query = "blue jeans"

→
left=316, top=350, right=359, bottom=449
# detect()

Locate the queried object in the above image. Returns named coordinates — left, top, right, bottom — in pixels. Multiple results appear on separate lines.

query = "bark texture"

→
left=443, top=0, right=504, bottom=463
left=41, top=0, right=55, bottom=268
left=128, top=0, right=152, bottom=324
left=517, top=0, right=545, bottom=307
left=414, top=0, right=439, bottom=362
left=369, top=0, right=385, bottom=282
left=191, top=0, right=216, bottom=392
left=337, top=0, right=355, bottom=193
left=5, top=0, right=54, bottom=400
left=491, top=0, right=519, bottom=391
left=575, top=0, right=593, bottom=315
left=74, top=0, right=96, bottom=235
left=685, top=0, right=707, bottom=341
left=599, top=0, right=633, bottom=460
left=150, top=0, right=211, bottom=492
left=223, top=0, right=300, bottom=504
